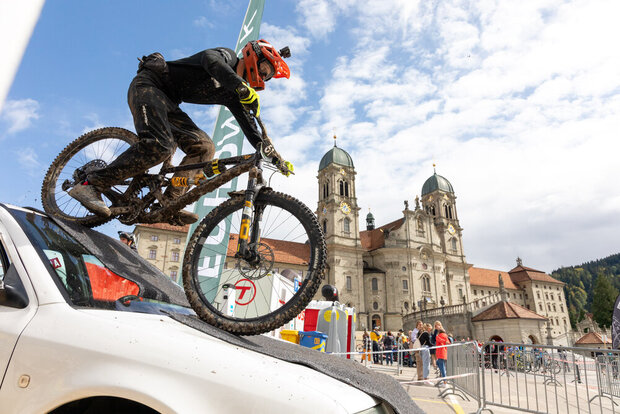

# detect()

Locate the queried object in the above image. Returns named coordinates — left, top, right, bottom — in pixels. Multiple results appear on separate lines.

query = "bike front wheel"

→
left=183, top=190, right=326, bottom=335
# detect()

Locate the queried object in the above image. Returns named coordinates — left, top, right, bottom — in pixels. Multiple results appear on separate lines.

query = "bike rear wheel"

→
left=41, top=127, right=138, bottom=227
left=183, top=190, right=326, bottom=335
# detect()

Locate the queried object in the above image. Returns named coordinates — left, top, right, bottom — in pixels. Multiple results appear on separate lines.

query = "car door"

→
left=0, top=219, right=37, bottom=388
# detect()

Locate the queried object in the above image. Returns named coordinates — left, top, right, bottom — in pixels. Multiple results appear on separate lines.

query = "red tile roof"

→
left=471, top=301, right=547, bottom=322
left=226, top=234, right=309, bottom=266
left=575, top=332, right=611, bottom=345
left=469, top=267, right=518, bottom=290
left=136, top=222, right=190, bottom=233
left=508, top=265, right=564, bottom=285
left=360, top=218, right=404, bottom=251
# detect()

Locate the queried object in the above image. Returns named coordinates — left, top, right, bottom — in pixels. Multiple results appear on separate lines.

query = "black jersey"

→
left=165, top=47, right=262, bottom=149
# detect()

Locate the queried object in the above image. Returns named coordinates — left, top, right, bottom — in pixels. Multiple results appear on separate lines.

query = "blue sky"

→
left=2, top=0, right=620, bottom=273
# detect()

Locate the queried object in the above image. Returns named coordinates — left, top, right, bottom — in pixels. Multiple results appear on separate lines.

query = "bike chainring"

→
left=236, top=242, right=275, bottom=280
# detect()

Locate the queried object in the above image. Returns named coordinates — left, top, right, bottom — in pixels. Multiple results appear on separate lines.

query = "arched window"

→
left=448, top=205, right=453, bottom=219
left=322, top=182, right=329, bottom=199
left=371, top=278, right=378, bottom=291
left=346, top=276, right=352, bottom=291
left=343, top=218, right=350, bottom=233
left=322, top=220, right=327, bottom=234
left=450, top=238, right=457, bottom=251
left=443, top=204, right=449, bottom=217
left=421, top=274, right=431, bottom=292
left=339, top=180, right=349, bottom=197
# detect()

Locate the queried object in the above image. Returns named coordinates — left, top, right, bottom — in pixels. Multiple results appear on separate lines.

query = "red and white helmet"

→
left=241, top=39, right=290, bottom=90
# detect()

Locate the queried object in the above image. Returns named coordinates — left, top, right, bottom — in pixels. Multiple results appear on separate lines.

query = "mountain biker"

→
left=69, top=39, right=291, bottom=224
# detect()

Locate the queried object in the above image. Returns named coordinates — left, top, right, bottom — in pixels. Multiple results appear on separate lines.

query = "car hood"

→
left=77, top=307, right=379, bottom=413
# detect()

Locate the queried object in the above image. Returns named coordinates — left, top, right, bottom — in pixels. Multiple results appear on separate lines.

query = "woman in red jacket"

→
left=435, top=328, right=450, bottom=382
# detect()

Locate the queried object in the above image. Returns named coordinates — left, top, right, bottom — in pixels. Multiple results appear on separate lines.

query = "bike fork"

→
left=235, top=162, right=265, bottom=263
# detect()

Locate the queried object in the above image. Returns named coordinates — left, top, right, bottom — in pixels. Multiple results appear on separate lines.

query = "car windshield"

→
left=10, top=208, right=192, bottom=315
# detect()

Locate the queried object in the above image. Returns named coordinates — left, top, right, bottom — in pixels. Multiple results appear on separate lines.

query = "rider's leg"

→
left=164, top=107, right=215, bottom=199
left=161, top=108, right=215, bottom=224
left=72, top=77, right=177, bottom=216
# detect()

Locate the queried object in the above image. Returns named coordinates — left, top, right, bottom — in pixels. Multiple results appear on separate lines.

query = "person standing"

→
left=361, top=330, right=371, bottom=363
left=435, top=328, right=450, bottom=384
left=383, top=331, right=394, bottom=365
left=370, top=327, right=381, bottom=364
left=431, top=320, right=444, bottom=370
left=419, top=323, right=433, bottom=381
left=412, top=321, right=424, bottom=380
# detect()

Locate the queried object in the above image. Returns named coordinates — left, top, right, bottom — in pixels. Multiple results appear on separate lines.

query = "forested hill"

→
left=551, top=252, right=620, bottom=329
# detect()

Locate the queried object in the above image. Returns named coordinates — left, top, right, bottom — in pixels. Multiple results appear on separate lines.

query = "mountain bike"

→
left=41, top=118, right=327, bottom=335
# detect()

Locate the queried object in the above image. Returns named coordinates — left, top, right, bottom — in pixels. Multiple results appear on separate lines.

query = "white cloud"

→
left=193, top=16, right=215, bottom=29
left=295, top=0, right=339, bottom=39
left=280, top=0, right=620, bottom=272
left=1, top=98, right=39, bottom=135
left=16, top=146, right=41, bottom=175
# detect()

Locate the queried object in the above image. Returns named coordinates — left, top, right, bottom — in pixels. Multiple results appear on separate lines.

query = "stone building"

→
left=315, top=142, right=572, bottom=344
left=133, top=223, right=190, bottom=284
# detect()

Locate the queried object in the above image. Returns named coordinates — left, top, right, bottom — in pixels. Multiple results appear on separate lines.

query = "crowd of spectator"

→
left=360, top=320, right=454, bottom=385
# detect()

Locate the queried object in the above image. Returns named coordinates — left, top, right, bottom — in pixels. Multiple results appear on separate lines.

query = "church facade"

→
left=315, top=143, right=471, bottom=332
left=315, top=142, right=571, bottom=343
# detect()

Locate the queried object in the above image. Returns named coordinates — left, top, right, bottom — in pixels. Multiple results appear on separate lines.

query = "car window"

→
left=10, top=210, right=139, bottom=308
left=0, top=235, right=11, bottom=283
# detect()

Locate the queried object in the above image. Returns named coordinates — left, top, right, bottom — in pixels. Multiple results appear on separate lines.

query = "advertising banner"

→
left=184, top=0, right=265, bottom=291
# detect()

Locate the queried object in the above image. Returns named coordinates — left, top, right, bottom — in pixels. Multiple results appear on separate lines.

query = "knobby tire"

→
left=41, top=127, right=138, bottom=227
left=183, top=190, right=326, bottom=335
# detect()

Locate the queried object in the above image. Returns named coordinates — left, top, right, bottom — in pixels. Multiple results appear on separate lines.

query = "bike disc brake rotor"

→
left=236, top=242, right=275, bottom=280
left=72, top=159, right=107, bottom=183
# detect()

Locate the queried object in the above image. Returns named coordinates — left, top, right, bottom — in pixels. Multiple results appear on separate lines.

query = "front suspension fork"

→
left=235, top=164, right=265, bottom=264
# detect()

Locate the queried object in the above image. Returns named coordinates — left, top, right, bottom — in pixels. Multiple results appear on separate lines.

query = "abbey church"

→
left=314, top=142, right=572, bottom=345
left=316, top=142, right=471, bottom=331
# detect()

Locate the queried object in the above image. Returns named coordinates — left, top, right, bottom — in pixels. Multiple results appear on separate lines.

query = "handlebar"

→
left=254, top=115, right=294, bottom=176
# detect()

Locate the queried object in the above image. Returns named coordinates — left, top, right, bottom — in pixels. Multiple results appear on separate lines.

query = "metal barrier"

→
left=335, top=339, right=620, bottom=413
left=480, top=341, right=620, bottom=414
left=593, top=354, right=620, bottom=406
left=439, top=341, right=482, bottom=410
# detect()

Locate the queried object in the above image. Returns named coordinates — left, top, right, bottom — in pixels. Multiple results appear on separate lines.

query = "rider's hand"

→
left=236, top=83, right=260, bottom=117
left=275, top=158, right=294, bottom=177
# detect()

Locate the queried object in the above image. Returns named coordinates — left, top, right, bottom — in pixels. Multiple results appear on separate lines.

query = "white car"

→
left=0, top=205, right=407, bottom=414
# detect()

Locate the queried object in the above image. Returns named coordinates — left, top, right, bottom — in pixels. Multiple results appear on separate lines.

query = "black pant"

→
left=88, top=72, right=214, bottom=191
left=372, top=342, right=379, bottom=363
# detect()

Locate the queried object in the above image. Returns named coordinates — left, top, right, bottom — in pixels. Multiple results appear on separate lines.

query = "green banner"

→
left=184, top=0, right=265, bottom=290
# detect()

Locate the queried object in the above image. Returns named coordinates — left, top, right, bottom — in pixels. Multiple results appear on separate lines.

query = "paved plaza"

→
left=365, top=362, right=618, bottom=414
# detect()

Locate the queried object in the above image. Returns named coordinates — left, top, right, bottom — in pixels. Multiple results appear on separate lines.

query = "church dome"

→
left=318, top=144, right=354, bottom=171
left=421, top=173, right=454, bottom=196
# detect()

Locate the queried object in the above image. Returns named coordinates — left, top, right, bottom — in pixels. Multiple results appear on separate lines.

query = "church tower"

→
left=316, top=138, right=365, bottom=313
left=420, top=168, right=471, bottom=304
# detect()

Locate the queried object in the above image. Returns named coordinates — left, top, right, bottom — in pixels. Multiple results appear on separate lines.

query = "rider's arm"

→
left=200, top=48, right=245, bottom=92
left=228, top=102, right=262, bottom=149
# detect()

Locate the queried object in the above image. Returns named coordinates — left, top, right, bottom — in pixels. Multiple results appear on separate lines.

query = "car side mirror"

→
left=0, top=265, right=28, bottom=309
